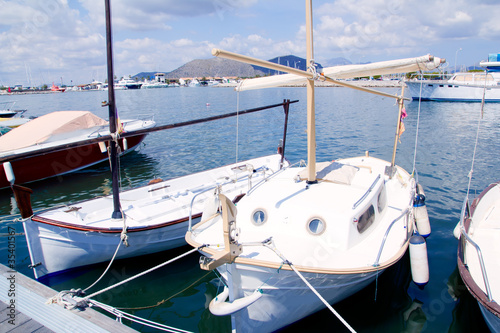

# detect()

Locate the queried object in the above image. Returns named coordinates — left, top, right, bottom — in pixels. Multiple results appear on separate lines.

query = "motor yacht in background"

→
left=406, top=53, right=500, bottom=102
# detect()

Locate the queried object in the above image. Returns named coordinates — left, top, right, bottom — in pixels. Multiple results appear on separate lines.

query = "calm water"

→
left=0, top=86, right=498, bottom=332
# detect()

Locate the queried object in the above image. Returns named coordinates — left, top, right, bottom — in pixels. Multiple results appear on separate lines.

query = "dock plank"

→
left=0, top=264, right=138, bottom=333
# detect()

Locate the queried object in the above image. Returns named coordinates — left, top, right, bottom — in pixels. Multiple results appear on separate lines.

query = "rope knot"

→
left=121, top=229, right=129, bottom=247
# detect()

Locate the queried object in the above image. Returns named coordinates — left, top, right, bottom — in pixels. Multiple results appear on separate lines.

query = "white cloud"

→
left=1, top=0, right=500, bottom=86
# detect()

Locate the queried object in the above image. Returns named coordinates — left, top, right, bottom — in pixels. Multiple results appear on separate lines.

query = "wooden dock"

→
left=0, top=264, right=138, bottom=333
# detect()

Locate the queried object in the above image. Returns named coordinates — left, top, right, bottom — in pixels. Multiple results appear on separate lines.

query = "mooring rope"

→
left=89, top=299, right=192, bottom=333
left=261, top=238, right=357, bottom=333
left=116, top=270, right=212, bottom=310
left=82, top=236, right=123, bottom=293
left=83, top=247, right=200, bottom=301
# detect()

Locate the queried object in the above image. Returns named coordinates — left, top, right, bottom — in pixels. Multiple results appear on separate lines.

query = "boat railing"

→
left=373, top=207, right=410, bottom=267
left=458, top=197, right=493, bottom=302
left=187, top=165, right=272, bottom=231
left=353, top=175, right=381, bottom=210
left=246, top=159, right=305, bottom=196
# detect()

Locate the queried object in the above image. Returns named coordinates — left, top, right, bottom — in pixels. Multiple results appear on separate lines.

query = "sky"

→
left=0, top=0, right=499, bottom=87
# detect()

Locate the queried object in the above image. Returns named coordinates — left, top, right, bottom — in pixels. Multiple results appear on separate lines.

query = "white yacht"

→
left=406, top=53, right=500, bottom=102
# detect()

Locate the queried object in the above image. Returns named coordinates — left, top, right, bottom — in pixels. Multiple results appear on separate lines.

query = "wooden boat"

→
left=456, top=182, right=500, bottom=331
left=19, top=98, right=295, bottom=280
left=24, top=153, right=287, bottom=280
left=185, top=1, right=442, bottom=331
left=0, top=111, right=155, bottom=189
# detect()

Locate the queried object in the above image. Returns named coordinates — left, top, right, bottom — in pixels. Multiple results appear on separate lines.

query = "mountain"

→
left=323, top=57, right=352, bottom=67
left=132, top=55, right=325, bottom=80
left=251, top=55, right=322, bottom=75
left=166, top=58, right=266, bottom=78
left=133, top=58, right=267, bottom=81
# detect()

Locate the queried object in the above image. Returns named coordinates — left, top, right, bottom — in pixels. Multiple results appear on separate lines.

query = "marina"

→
left=406, top=53, right=500, bottom=102
left=0, top=0, right=499, bottom=331
left=0, top=83, right=498, bottom=331
left=0, top=263, right=138, bottom=333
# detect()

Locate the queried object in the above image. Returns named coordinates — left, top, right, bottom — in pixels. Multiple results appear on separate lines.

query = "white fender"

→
left=98, top=141, right=107, bottom=153
left=409, top=235, right=429, bottom=288
left=209, top=287, right=263, bottom=316
left=414, top=184, right=431, bottom=238
left=122, top=138, right=128, bottom=151
left=3, top=162, right=15, bottom=185
left=453, top=222, right=461, bottom=240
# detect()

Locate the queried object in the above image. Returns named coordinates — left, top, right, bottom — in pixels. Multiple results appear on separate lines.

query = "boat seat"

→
left=298, top=161, right=359, bottom=185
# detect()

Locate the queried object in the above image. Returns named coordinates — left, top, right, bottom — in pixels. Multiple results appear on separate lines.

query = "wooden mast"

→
left=390, top=85, right=406, bottom=174
left=104, top=0, right=122, bottom=219
left=305, top=0, right=317, bottom=184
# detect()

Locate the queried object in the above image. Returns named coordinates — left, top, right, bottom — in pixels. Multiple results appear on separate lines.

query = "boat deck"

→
left=0, top=264, right=138, bottom=333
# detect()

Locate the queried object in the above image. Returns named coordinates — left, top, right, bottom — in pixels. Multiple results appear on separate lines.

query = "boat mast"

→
left=104, top=0, right=122, bottom=219
left=305, top=0, right=317, bottom=184
left=389, top=85, right=405, bottom=176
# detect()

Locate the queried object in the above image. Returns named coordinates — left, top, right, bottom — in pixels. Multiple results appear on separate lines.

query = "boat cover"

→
left=0, top=111, right=108, bottom=152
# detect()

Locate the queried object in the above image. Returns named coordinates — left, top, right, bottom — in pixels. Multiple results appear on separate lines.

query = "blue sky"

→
left=0, top=0, right=498, bottom=86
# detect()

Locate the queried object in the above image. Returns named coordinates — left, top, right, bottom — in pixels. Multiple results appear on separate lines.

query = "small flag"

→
left=398, top=106, right=407, bottom=142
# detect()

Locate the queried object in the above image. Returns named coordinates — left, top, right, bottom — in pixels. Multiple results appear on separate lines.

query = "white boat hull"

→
left=23, top=215, right=194, bottom=279
left=406, top=81, right=500, bottom=102
left=188, top=155, right=417, bottom=331
left=457, top=181, right=500, bottom=332
left=218, top=263, right=380, bottom=332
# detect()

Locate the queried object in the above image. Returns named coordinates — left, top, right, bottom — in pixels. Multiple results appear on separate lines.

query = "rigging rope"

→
left=465, top=73, right=488, bottom=197
left=412, top=73, right=424, bottom=179
left=236, top=90, right=240, bottom=163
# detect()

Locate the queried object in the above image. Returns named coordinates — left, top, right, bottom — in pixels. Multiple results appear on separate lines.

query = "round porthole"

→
left=307, top=218, right=325, bottom=235
left=251, top=209, right=267, bottom=225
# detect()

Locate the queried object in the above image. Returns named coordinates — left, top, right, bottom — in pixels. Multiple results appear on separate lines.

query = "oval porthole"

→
left=307, top=218, right=325, bottom=235
left=251, top=209, right=267, bottom=226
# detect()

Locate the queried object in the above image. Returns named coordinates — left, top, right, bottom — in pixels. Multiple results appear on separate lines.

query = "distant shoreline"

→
left=215, top=80, right=405, bottom=88
left=1, top=80, right=405, bottom=95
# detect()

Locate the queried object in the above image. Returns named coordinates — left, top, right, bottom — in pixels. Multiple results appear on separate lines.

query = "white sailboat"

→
left=454, top=88, right=500, bottom=330
left=456, top=182, right=500, bottom=332
left=24, top=153, right=287, bottom=280
left=185, top=1, right=442, bottom=331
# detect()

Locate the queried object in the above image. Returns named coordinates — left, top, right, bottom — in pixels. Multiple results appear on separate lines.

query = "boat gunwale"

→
left=187, top=229, right=411, bottom=274
left=31, top=212, right=202, bottom=233
left=457, top=181, right=500, bottom=320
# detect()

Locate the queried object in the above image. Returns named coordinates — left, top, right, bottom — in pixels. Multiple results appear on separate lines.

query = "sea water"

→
left=0, top=86, right=498, bottom=332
